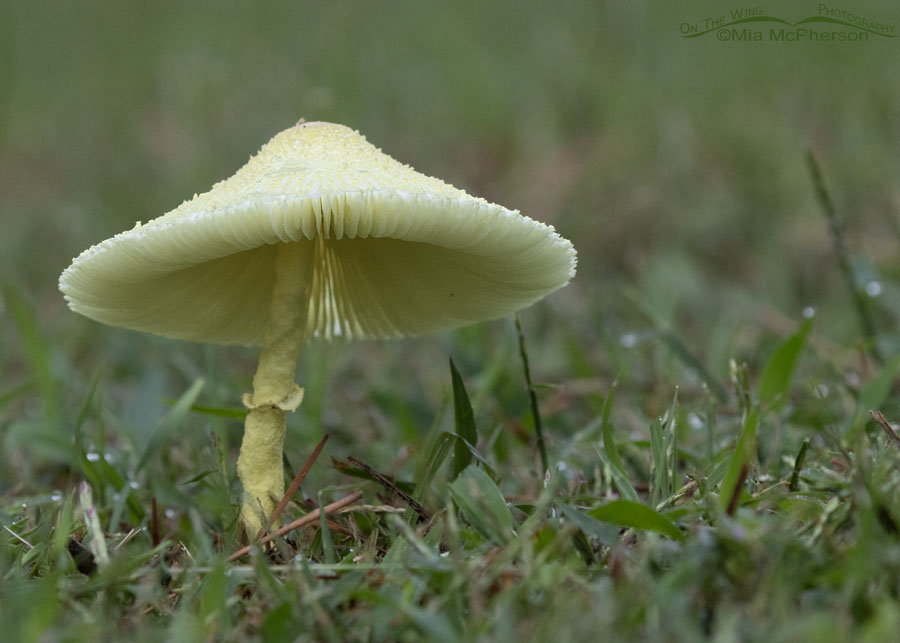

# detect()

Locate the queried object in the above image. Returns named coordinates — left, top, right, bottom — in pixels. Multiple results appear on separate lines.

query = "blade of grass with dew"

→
left=71, top=378, right=142, bottom=525
left=806, top=150, right=882, bottom=362
left=588, top=500, right=684, bottom=542
left=72, top=371, right=107, bottom=493
left=622, top=286, right=729, bottom=402
left=758, top=318, right=812, bottom=411
left=450, top=358, right=477, bottom=479
left=448, top=464, right=514, bottom=545
left=70, top=375, right=142, bottom=522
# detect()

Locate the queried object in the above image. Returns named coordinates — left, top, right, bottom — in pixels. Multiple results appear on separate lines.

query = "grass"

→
left=3, top=1, right=900, bottom=641
left=3, top=297, right=900, bottom=641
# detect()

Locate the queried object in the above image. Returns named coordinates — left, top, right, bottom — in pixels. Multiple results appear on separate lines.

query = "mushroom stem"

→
left=237, top=241, right=309, bottom=533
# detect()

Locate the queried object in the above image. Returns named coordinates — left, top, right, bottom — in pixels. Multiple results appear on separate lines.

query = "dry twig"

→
left=255, top=433, right=330, bottom=541
left=228, top=491, right=362, bottom=562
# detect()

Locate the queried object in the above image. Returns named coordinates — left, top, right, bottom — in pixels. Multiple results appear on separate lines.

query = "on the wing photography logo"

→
left=679, top=3, right=895, bottom=42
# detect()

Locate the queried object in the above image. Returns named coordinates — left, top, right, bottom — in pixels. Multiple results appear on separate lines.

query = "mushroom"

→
left=59, top=121, right=577, bottom=532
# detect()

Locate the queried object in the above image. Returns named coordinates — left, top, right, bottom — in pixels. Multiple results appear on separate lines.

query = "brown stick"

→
left=308, top=519, right=354, bottom=537
left=870, top=410, right=900, bottom=446
left=228, top=490, right=362, bottom=562
left=255, top=433, right=330, bottom=541
left=347, top=456, right=430, bottom=521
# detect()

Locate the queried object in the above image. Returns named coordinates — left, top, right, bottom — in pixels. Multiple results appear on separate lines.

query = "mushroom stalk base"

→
left=237, top=242, right=309, bottom=535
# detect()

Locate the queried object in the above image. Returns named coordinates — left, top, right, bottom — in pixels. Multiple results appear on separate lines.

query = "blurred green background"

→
left=2, top=0, right=898, bottom=487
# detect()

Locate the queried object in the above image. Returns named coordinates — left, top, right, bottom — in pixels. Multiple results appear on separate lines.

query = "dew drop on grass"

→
left=129, top=480, right=139, bottom=490
left=104, top=452, right=116, bottom=463
left=51, top=490, right=63, bottom=502
left=619, top=332, right=638, bottom=348
left=688, top=412, right=704, bottom=430
left=165, top=509, right=176, bottom=519
left=802, top=306, right=816, bottom=318
left=865, top=281, right=882, bottom=297
left=86, top=452, right=100, bottom=462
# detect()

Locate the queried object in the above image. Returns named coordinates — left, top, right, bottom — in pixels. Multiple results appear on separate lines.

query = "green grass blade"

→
left=50, top=490, right=76, bottom=566
left=448, top=464, right=513, bottom=544
left=594, top=447, right=639, bottom=503
left=0, top=379, right=34, bottom=411
left=516, top=315, right=549, bottom=473
left=720, top=408, right=758, bottom=513
left=623, top=287, right=729, bottom=402
left=449, top=358, right=477, bottom=480
left=853, top=355, right=900, bottom=433
left=318, top=491, right=335, bottom=565
left=72, top=371, right=103, bottom=452
left=2, top=285, right=62, bottom=423
left=667, top=389, right=679, bottom=500
left=806, top=150, right=882, bottom=362
left=136, top=379, right=205, bottom=473
left=789, top=437, right=810, bottom=492
left=187, top=403, right=246, bottom=419
left=596, top=384, right=639, bottom=503
left=414, top=431, right=456, bottom=503
left=758, top=318, right=812, bottom=410
left=557, top=501, right=620, bottom=547
left=588, top=500, right=684, bottom=541
left=649, top=417, right=666, bottom=507
left=196, top=560, right=230, bottom=633
left=600, top=380, right=626, bottom=473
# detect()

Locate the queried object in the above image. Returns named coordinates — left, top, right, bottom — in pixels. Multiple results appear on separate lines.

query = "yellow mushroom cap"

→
left=59, top=121, right=577, bottom=346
